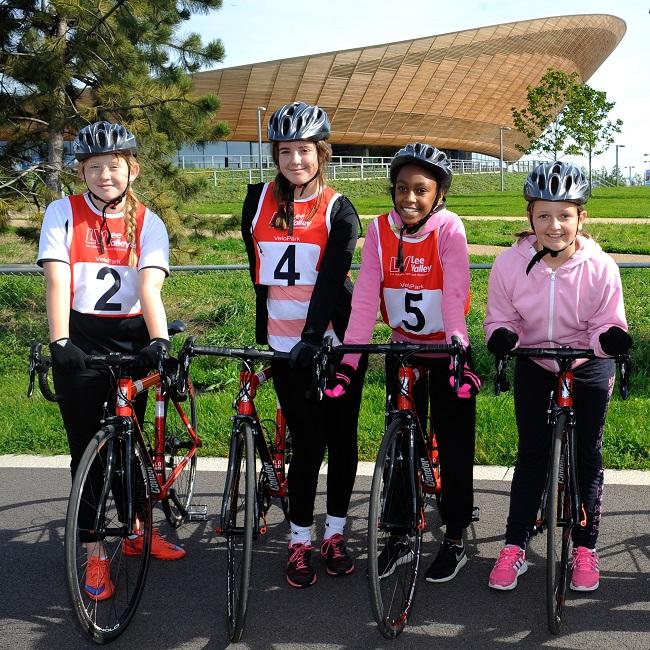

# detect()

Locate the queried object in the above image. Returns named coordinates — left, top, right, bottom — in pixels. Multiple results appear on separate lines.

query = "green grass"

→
left=187, top=170, right=650, bottom=218
left=1, top=233, right=648, bottom=468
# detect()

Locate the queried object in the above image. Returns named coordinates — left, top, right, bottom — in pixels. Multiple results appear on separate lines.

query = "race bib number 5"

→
left=258, top=241, right=320, bottom=286
left=383, top=288, right=444, bottom=334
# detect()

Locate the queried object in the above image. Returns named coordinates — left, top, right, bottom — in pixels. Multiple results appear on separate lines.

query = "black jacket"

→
left=241, top=182, right=360, bottom=346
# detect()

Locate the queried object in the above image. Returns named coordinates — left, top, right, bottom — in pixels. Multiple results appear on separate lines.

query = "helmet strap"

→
left=525, top=221, right=580, bottom=275
left=82, top=165, right=132, bottom=253
left=395, top=198, right=446, bottom=273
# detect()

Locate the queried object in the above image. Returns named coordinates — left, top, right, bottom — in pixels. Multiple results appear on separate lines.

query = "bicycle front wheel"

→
left=367, top=417, right=422, bottom=639
left=65, top=424, right=152, bottom=644
left=546, top=412, right=573, bottom=634
left=223, top=420, right=255, bottom=642
left=162, top=380, right=198, bottom=528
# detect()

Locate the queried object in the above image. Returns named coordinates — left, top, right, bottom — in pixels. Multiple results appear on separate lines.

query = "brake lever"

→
left=494, top=356, right=511, bottom=395
left=618, top=354, right=630, bottom=400
left=450, top=336, right=463, bottom=393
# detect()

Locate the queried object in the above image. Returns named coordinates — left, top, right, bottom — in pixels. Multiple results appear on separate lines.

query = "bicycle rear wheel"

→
left=546, top=412, right=573, bottom=634
left=162, top=380, right=198, bottom=528
left=65, top=424, right=152, bottom=644
left=223, top=420, right=255, bottom=642
left=367, top=417, right=422, bottom=639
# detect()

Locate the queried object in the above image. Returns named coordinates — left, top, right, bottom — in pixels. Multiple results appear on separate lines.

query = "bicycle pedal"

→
left=471, top=506, right=480, bottom=522
left=187, top=504, right=208, bottom=521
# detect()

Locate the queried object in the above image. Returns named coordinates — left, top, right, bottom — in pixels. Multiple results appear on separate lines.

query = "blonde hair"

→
left=79, top=152, right=140, bottom=267
left=270, top=140, right=332, bottom=229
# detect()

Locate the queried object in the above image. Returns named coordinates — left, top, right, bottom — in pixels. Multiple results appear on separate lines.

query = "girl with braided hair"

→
left=38, top=121, right=184, bottom=602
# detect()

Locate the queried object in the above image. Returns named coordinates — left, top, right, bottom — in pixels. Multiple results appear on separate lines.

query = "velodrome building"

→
left=186, top=13, right=625, bottom=164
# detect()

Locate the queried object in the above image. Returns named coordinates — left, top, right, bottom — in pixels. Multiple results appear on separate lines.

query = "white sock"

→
left=323, top=514, right=346, bottom=541
left=289, top=522, right=312, bottom=547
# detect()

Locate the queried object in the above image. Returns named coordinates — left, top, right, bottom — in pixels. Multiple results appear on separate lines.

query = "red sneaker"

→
left=84, top=556, right=115, bottom=601
left=123, top=528, right=186, bottom=560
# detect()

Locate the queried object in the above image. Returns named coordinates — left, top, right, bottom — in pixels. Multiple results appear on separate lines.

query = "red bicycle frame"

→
left=234, top=365, right=288, bottom=500
left=115, top=372, right=201, bottom=501
left=396, top=364, right=442, bottom=497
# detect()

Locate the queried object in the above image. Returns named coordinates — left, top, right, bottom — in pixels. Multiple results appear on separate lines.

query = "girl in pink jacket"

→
left=327, top=143, right=480, bottom=584
left=484, top=161, right=631, bottom=593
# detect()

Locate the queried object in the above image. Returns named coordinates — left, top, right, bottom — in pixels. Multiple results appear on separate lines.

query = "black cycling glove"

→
left=49, top=338, right=88, bottom=372
left=487, top=328, right=519, bottom=356
left=599, top=326, right=632, bottom=356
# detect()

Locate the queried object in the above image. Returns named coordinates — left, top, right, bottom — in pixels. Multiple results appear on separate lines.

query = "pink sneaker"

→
left=489, top=545, right=528, bottom=591
left=570, top=547, right=599, bottom=591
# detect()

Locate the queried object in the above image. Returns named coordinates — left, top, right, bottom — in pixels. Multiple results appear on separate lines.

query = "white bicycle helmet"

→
left=73, top=121, right=138, bottom=161
left=390, top=143, right=453, bottom=191
left=524, top=162, right=590, bottom=205
left=267, top=102, right=331, bottom=142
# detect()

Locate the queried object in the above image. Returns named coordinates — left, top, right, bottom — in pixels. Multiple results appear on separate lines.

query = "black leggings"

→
left=385, top=356, right=476, bottom=540
left=271, top=356, right=367, bottom=528
left=505, top=357, right=614, bottom=549
left=53, top=367, right=148, bottom=542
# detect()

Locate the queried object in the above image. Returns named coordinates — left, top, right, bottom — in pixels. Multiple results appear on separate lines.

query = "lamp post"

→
left=614, top=144, right=625, bottom=186
left=499, top=126, right=511, bottom=192
left=626, top=165, right=635, bottom=185
left=256, top=106, right=266, bottom=182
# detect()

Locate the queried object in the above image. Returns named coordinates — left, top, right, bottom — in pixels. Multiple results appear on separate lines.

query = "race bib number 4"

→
left=258, top=241, right=320, bottom=286
left=72, top=262, right=140, bottom=315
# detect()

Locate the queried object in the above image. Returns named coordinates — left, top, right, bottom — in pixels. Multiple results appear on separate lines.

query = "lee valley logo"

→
left=268, top=211, right=310, bottom=228
left=86, top=229, right=129, bottom=249
left=389, top=255, right=432, bottom=274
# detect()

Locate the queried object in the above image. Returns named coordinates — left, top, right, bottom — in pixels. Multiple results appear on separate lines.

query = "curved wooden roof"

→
left=192, top=14, right=625, bottom=160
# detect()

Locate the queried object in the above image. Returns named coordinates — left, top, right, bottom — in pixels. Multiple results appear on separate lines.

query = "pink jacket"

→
left=343, top=207, right=471, bottom=368
left=484, top=235, right=628, bottom=371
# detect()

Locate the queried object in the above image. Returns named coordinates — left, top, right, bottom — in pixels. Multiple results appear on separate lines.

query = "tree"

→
left=0, top=1, right=229, bottom=237
left=562, top=84, right=622, bottom=185
left=511, top=68, right=580, bottom=160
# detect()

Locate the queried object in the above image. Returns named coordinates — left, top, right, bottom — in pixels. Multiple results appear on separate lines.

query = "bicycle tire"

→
left=162, top=378, right=198, bottom=528
left=546, top=412, right=572, bottom=634
left=65, top=424, right=152, bottom=643
left=367, top=417, right=422, bottom=639
left=223, top=420, right=255, bottom=642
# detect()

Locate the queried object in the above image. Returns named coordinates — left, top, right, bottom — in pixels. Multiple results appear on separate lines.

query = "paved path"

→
left=1, top=458, right=648, bottom=649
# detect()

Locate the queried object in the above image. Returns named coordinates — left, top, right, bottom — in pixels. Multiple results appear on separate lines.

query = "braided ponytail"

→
left=124, top=185, right=139, bottom=267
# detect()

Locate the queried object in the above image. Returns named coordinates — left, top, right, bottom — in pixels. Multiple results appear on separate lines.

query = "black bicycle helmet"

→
left=267, top=102, right=331, bottom=142
left=390, top=143, right=453, bottom=191
left=73, top=121, right=138, bottom=161
left=524, top=161, right=590, bottom=205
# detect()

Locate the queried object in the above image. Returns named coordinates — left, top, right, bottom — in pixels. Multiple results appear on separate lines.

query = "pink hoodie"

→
left=484, top=234, right=628, bottom=371
left=342, top=207, right=470, bottom=368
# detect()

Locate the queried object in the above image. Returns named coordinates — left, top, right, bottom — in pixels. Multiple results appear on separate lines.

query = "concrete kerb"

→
left=1, top=454, right=648, bottom=485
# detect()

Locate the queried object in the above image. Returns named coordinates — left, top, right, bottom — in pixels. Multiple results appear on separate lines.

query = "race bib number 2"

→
left=72, top=262, right=140, bottom=315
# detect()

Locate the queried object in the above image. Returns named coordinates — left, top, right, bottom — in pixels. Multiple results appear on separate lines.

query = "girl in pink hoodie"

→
left=484, top=161, right=631, bottom=593
left=327, top=143, right=480, bottom=584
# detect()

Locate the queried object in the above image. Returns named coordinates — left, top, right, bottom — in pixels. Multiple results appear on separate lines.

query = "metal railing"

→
left=176, top=155, right=545, bottom=184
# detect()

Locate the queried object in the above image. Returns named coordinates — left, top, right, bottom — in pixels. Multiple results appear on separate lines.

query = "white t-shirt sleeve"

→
left=37, top=198, right=73, bottom=266
left=138, top=208, right=170, bottom=275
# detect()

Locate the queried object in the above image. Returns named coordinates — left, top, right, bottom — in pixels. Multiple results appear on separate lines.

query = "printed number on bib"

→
left=258, top=241, right=320, bottom=286
left=274, top=245, right=301, bottom=286
left=94, top=267, right=122, bottom=312
left=402, top=292, right=425, bottom=332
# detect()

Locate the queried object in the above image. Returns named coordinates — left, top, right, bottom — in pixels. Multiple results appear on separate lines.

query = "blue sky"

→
left=185, top=1, right=649, bottom=177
